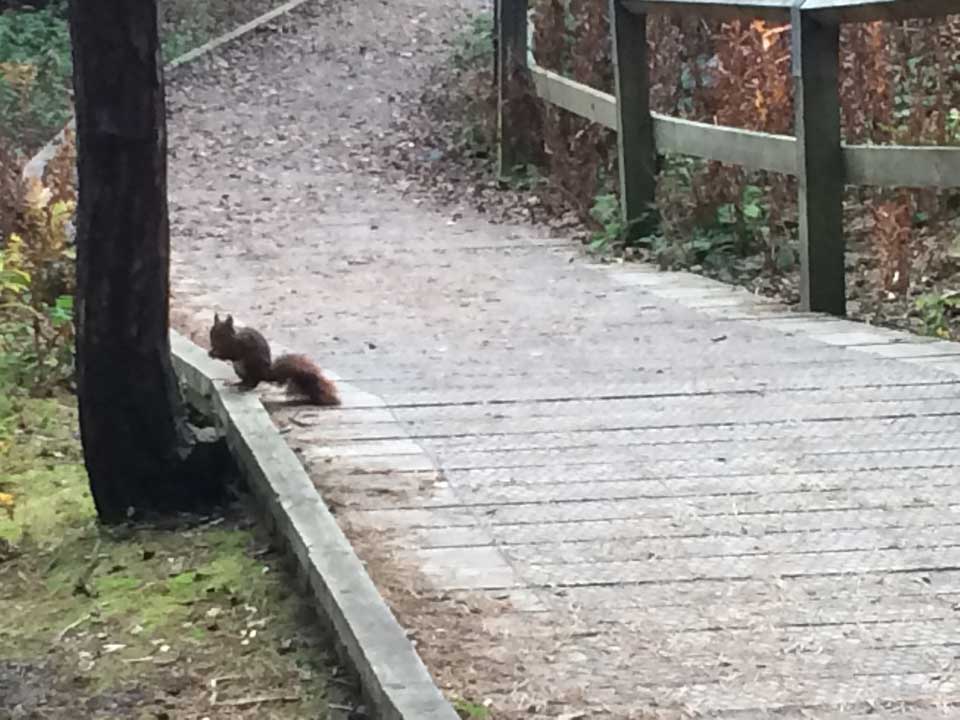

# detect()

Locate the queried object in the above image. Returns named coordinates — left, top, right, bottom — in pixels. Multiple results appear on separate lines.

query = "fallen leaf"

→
left=0, top=492, right=15, bottom=519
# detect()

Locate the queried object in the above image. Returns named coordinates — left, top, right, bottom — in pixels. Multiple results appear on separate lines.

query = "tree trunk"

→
left=69, top=0, right=226, bottom=522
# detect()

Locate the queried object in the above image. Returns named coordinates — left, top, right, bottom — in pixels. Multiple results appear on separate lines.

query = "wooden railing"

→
left=496, top=0, right=960, bottom=316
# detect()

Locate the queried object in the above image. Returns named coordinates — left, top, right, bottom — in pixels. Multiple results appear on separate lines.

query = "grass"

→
left=0, top=394, right=355, bottom=718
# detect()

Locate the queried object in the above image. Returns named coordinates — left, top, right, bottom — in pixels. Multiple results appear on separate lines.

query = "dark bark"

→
left=69, top=0, right=228, bottom=523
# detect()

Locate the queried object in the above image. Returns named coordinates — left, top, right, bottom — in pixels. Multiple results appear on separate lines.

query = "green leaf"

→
left=741, top=185, right=764, bottom=204
left=716, top=203, right=737, bottom=225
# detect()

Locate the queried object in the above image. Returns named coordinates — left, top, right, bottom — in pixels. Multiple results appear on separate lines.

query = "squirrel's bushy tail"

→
left=269, top=354, right=340, bottom=406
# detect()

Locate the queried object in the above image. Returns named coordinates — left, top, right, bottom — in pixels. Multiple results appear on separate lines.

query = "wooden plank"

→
left=622, top=0, right=954, bottom=23
left=528, top=50, right=960, bottom=193
left=528, top=64, right=797, bottom=174
left=843, top=145, right=960, bottom=189
left=622, top=0, right=793, bottom=21
left=497, top=0, right=534, bottom=177
left=653, top=114, right=796, bottom=175
left=610, top=0, right=656, bottom=240
left=793, top=7, right=845, bottom=316
left=801, top=0, right=956, bottom=23
left=528, top=64, right=617, bottom=130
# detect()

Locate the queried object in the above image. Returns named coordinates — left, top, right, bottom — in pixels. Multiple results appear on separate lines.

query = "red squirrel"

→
left=208, top=313, right=340, bottom=406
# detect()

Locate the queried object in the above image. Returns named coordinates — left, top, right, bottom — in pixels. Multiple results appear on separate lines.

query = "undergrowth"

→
left=415, top=5, right=960, bottom=341
left=0, top=131, right=76, bottom=399
left=0, top=1, right=72, bottom=153
left=541, top=7, right=960, bottom=338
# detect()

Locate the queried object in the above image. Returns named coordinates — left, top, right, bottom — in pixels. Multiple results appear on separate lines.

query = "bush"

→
left=0, top=135, right=75, bottom=397
left=0, top=2, right=73, bottom=153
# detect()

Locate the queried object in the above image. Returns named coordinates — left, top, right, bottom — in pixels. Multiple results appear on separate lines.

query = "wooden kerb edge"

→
left=169, top=329, right=460, bottom=720
left=23, top=0, right=315, bottom=182
left=590, top=264, right=960, bottom=373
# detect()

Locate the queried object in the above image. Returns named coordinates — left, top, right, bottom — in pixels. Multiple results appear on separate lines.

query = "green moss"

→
left=0, top=397, right=90, bottom=545
left=95, top=574, right=143, bottom=594
left=0, top=466, right=91, bottom=542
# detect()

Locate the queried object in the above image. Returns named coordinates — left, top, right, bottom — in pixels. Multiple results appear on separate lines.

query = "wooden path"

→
left=164, top=3, right=960, bottom=717
left=300, top=253, right=960, bottom=720
left=175, top=213, right=960, bottom=719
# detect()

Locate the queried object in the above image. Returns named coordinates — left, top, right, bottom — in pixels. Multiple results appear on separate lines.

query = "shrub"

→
left=0, top=136, right=75, bottom=396
left=0, top=2, right=73, bottom=153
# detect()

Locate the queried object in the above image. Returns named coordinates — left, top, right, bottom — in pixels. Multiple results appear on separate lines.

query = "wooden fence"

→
left=496, top=0, right=960, bottom=316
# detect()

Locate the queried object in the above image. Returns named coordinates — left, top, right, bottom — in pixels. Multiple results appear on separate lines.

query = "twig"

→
left=54, top=613, right=89, bottom=644
left=210, top=675, right=243, bottom=686
left=214, top=694, right=300, bottom=707
left=122, top=655, right=155, bottom=664
left=43, top=538, right=67, bottom=573
left=73, top=537, right=102, bottom=597
left=209, top=674, right=242, bottom=705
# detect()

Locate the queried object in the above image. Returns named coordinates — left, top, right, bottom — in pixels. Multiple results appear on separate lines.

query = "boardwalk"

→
left=167, top=2, right=960, bottom=717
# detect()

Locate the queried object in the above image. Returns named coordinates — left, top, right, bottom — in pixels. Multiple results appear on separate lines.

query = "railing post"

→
left=609, top=0, right=655, bottom=240
left=793, top=8, right=845, bottom=315
left=492, top=0, right=499, bottom=92
left=497, top=0, right=532, bottom=177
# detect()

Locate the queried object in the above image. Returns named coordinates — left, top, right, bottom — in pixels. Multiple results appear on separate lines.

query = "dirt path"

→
left=168, top=2, right=960, bottom=718
left=167, top=0, right=492, bottom=368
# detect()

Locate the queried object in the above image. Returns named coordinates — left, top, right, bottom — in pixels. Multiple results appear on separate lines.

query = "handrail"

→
left=623, top=0, right=954, bottom=22
left=497, top=0, right=960, bottom=316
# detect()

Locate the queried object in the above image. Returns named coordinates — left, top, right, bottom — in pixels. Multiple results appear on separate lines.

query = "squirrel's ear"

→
left=213, top=312, right=220, bottom=324
left=225, top=314, right=234, bottom=328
